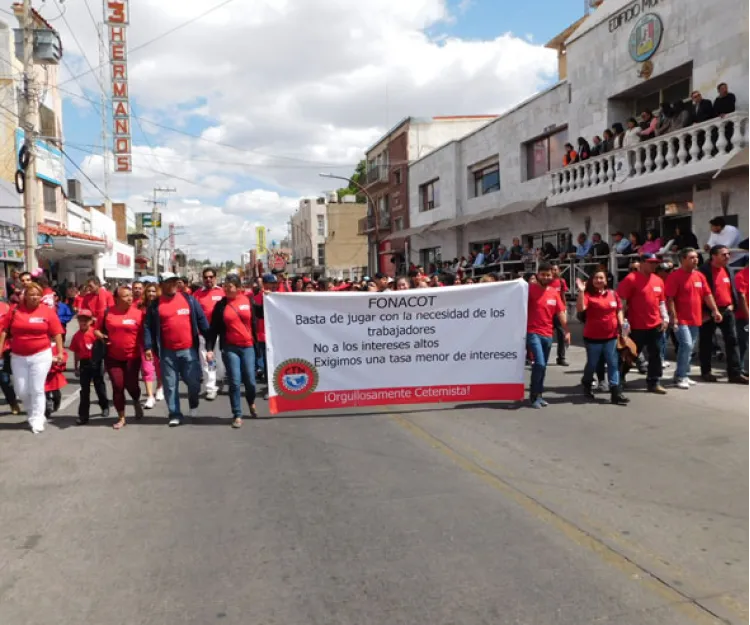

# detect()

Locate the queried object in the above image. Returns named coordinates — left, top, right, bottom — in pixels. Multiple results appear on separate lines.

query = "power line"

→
left=58, top=0, right=240, bottom=90
left=53, top=0, right=107, bottom=95
left=60, top=148, right=107, bottom=199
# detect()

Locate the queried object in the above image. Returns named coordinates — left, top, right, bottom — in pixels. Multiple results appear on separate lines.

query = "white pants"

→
left=12, top=349, right=53, bottom=430
left=199, top=335, right=223, bottom=392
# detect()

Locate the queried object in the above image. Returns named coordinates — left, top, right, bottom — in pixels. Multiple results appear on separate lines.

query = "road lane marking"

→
left=389, top=412, right=730, bottom=625
left=58, top=388, right=81, bottom=412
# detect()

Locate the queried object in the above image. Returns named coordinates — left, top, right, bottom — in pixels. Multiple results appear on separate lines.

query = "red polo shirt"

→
left=665, top=269, right=709, bottom=327
left=735, top=266, right=748, bottom=321
left=194, top=287, right=225, bottom=321
left=158, top=294, right=193, bottom=351
left=82, top=288, right=115, bottom=321
left=69, top=327, right=96, bottom=360
left=253, top=292, right=266, bottom=343
left=100, top=306, right=143, bottom=361
left=2, top=303, right=63, bottom=356
left=0, top=301, right=12, bottom=352
left=223, top=294, right=254, bottom=347
left=616, top=271, right=664, bottom=330
left=711, top=266, right=733, bottom=308
left=527, top=282, right=565, bottom=338
left=583, top=289, right=621, bottom=340
left=549, top=277, right=568, bottom=294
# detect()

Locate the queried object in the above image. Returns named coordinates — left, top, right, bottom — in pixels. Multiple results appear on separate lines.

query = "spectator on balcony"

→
left=690, top=91, right=714, bottom=124
left=611, top=123, right=625, bottom=149
left=655, top=103, right=674, bottom=136
left=640, top=229, right=663, bottom=254
left=713, top=83, right=736, bottom=118
left=601, top=129, right=615, bottom=153
left=577, top=138, right=591, bottom=161
left=705, top=216, right=744, bottom=265
left=588, top=232, right=610, bottom=259
left=497, top=245, right=511, bottom=262
left=540, top=242, right=558, bottom=261
left=589, top=135, right=603, bottom=157
left=575, top=233, right=593, bottom=260
left=670, top=100, right=693, bottom=131
left=638, top=109, right=659, bottom=140
left=509, top=238, right=523, bottom=261
left=623, top=118, right=642, bottom=147
left=670, top=225, right=699, bottom=252
left=612, top=231, right=632, bottom=256
left=629, top=231, right=643, bottom=255
left=562, top=143, right=578, bottom=166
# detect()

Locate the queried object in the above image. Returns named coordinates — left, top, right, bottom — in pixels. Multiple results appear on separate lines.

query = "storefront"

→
left=37, top=223, right=106, bottom=286
left=103, top=241, right=135, bottom=283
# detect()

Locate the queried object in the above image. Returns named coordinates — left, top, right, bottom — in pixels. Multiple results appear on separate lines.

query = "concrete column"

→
left=93, top=253, right=104, bottom=282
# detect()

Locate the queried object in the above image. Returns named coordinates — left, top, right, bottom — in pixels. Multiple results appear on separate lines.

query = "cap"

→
left=641, top=253, right=661, bottom=263
left=262, top=273, right=277, bottom=283
left=363, top=276, right=371, bottom=282
left=77, top=309, right=93, bottom=318
left=160, top=272, right=178, bottom=282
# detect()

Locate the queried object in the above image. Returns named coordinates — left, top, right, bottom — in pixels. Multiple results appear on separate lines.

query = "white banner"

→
left=265, top=280, right=528, bottom=414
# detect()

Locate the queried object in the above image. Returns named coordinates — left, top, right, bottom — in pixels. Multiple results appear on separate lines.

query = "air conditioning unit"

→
left=326, top=191, right=338, bottom=203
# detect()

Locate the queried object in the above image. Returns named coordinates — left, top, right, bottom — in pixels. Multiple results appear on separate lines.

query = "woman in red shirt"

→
left=0, top=282, right=64, bottom=433
left=0, top=299, right=20, bottom=414
left=576, top=271, right=629, bottom=405
left=206, top=275, right=258, bottom=427
left=94, top=285, right=145, bottom=429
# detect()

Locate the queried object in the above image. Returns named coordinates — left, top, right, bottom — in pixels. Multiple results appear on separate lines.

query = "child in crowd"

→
left=45, top=341, right=68, bottom=419
left=69, top=309, right=109, bottom=425
left=55, top=293, right=74, bottom=342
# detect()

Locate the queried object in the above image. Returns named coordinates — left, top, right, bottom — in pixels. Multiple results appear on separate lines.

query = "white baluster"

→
left=666, top=138, right=677, bottom=167
left=576, top=165, right=584, bottom=189
left=633, top=148, right=644, bottom=176
left=689, top=129, right=701, bottom=162
left=586, top=163, right=593, bottom=187
left=563, top=170, right=570, bottom=193
left=608, top=155, right=616, bottom=183
left=654, top=141, right=664, bottom=170
left=677, top=133, right=688, bottom=165
left=550, top=172, right=558, bottom=195
left=594, top=160, right=602, bottom=185
left=706, top=123, right=718, bottom=158
left=716, top=120, right=729, bottom=154
left=570, top=167, right=578, bottom=190
left=646, top=141, right=664, bottom=174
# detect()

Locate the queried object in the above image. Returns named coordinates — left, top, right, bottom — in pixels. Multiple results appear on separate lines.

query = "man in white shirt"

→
left=705, top=217, right=745, bottom=265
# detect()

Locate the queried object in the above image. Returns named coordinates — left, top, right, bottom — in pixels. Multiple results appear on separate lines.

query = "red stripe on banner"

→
left=268, top=383, right=524, bottom=414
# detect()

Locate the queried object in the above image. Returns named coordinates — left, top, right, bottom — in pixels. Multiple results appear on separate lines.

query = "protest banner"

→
left=264, top=280, right=528, bottom=414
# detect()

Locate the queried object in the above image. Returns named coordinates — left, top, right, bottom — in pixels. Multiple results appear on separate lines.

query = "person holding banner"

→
left=206, top=275, right=258, bottom=428
left=526, top=262, right=570, bottom=409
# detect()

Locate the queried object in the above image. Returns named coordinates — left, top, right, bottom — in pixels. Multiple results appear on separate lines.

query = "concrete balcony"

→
left=365, top=165, right=389, bottom=186
left=357, top=214, right=390, bottom=235
left=547, top=112, right=749, bottom=206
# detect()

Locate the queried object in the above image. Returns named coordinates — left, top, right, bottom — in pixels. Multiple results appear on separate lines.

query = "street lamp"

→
left=319, top=172, right=380, bottom=274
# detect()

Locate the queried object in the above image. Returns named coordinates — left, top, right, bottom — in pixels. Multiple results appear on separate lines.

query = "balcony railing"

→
left=548, top=112, right=748, bottom=204
left=366, top=165, right=389, bottom=185
left=357, top=213, right=390, bottom=235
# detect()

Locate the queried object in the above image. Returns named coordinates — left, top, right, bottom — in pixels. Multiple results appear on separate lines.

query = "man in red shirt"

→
left=549, top=262, right=570, bottom=366
left=617, top=254, right=668, bottom=393
left=526, top=262, right=570, bottom=409
left=735, top=264, right=749, bottom=375
left=143, top=273, right=209, bottom=426
left=666, top=247, right=723, bottom=388
left=696, top=246, right=747, bottom=384
left=81, top=276, right=114, bottom=322
left=194, top=267, right=225, bottom=400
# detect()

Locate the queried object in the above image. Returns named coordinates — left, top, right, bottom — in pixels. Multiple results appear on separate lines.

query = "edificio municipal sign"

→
left=608, top=0, right=660, bottom=33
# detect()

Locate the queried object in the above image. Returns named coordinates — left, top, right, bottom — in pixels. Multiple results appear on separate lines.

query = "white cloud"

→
left=51, top=0, right=557, bottom=261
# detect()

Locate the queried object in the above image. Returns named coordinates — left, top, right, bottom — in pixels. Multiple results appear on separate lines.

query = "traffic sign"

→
left=137, top=212, right=162, bottom=229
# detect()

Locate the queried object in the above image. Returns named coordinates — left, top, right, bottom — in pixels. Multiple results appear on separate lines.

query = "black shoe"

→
left=557, top=359, right=569, bottom=367
left=610, top=389, right=630, bottom=405
left=76, top=416, right=89, bottom=425
left=582, top=382, right=595, bottom=400
left=729, top=374, right=749, bottom=385
left=101, top=406, right=110, bottom=419
left=701, top=373, right=719, bottom=383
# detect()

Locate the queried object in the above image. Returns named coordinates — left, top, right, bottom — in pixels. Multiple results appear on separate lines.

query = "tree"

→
left=336, top=160, right=366, bottom=202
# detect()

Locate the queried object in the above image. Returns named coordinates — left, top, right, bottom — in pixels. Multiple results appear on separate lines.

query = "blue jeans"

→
left=675, top=325, right=699, bottom=380
left=582, top=339, right=620, bottom=388
left=658, top=331, right=667, bottom=364
left=161, top=347, right=201, bottom=419
left=222, top=345, right=257, bottom=418
left=255, top=342, right=267, bottom=379
left=527, top=333, right=553, bottom=397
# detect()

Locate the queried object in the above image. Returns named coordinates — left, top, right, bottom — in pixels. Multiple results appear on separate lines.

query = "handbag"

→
left=91, top=308, right=109, bottom=365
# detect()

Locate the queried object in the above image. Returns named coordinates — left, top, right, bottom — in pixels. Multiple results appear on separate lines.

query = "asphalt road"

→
left=0, top=346, right=746, bottom=625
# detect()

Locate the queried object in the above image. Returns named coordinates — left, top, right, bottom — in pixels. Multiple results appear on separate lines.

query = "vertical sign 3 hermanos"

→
left=107, top=0, right=131, bottom=173
left=264, top=280, right=528, bottom=414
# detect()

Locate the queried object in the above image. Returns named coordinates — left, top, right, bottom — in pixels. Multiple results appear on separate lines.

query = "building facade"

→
left=362, top=115, right=499, bottom=275
left=408, top=0, right=748, bottom=268
left=323, top=198, right=367, bottom=280
left=290, top=197, right=328, bottom=277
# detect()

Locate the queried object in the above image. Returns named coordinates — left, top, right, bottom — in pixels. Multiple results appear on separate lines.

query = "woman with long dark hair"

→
left=206, top=275, right=258, bottom=428
left=576, top=270, right=629, bottom=405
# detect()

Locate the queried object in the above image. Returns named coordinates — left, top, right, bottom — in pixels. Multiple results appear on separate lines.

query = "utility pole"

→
left=144, top=186, right=176, bottom=273
left=98, top=18, right=111, bottom=217
left=20, top=0, right=38, bottom=271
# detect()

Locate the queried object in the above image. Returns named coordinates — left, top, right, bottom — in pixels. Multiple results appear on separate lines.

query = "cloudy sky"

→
left=48, top=0, right=582, bottom=262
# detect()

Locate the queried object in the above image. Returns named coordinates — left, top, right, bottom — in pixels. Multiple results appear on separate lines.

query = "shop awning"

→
left=381, top=224, right=433, bottom=241
left=429, top=199, right=544, bottom=232
left=36, top=223, right=106, bottom=257
left=713, top=146, right=749, bottom=179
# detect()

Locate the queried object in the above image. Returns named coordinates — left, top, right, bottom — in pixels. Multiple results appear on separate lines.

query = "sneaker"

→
left=168, top=417, right=181, bottom=427
left=686, top=377, right=697, bottom=386
left=675, top=378, right=690, bottom=390
left=590, top=380, right=599, bottom=392
left=537, top=397, right=549, bottom=407
left=263, top=391, right=269, bottom=401
left=155, top=388, right=164, bottom=401
left=144, top=396, right=156, bottom=409
left=662, top=361, right=672, bottom=369
left=231, top=417, right=243, bottom=428
left=31, top=423, right=44, bottom=434
left=530, top=397, right=545, bottom=409
left=189, top=407, right=199, bottom=419
left=598, top=380, right=610, bottom=393
left=206, top=388, right=218, bottom=401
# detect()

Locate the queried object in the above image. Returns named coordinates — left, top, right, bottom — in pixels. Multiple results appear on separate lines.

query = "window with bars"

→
left=419, top=179, right=439, bottom=212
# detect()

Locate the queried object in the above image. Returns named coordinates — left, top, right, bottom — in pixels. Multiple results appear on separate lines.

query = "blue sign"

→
left=628, top=13, right=663, bottom=63
left=15, top=128, right=64, bottom=187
